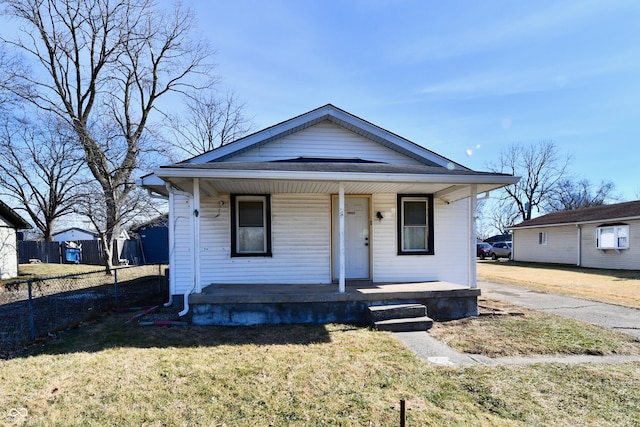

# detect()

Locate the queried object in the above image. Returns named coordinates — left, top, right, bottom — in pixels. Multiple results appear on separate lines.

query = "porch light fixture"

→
left=376, top=211, right=384, bottom=221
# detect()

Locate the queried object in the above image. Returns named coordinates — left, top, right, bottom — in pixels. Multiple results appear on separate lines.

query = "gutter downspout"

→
left=576, top=224, right=582, bottom=267
left=179, top=178, right=200, bottom=317
left=164, top=183, right=177, bottom=307
left=338, top=182, right=346, bottom=293
left=468, top=184, right=477, bottom=288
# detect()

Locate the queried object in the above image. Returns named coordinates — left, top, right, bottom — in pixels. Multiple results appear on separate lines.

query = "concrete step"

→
left=373, top=316, right=434, bottom=332
left=367, top=304, right=426, bottom=322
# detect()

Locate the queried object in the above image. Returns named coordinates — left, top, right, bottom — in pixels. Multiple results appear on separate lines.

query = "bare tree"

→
left=487, top=198, right=520, bottom=235
left=488, top=140, right=571, bottom=222
left=0, top=114, right=86, bottom=241
left=545, top=178, right=618, bottom=212
left=1, top=0, right=213, bottom=272
left=74, top=182, right=164, bottom=265
left=165, top=90, right=253, bottom=158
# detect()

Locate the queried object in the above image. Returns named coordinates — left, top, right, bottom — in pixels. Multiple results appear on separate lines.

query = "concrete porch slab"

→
left=191, top=281, right=479, bottom=304
left=188, top=281, right=480, bottom=326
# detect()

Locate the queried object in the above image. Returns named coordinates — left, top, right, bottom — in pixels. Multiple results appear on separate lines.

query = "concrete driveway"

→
left=479, top=281, right=640, bottom=339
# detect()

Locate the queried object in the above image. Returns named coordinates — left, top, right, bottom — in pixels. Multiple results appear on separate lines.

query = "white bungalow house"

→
left=509, top=200, right=640, bottom=270
left=0, top=199, right=31, bottom=280
left=140, top=104, right=518, bottom=325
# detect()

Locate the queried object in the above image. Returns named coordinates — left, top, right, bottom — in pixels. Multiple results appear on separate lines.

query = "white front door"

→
left=333, top=196, right=370, bottom=279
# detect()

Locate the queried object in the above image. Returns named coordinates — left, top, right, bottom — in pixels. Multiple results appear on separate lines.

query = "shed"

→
left=0, top=199, right=32, bottom=279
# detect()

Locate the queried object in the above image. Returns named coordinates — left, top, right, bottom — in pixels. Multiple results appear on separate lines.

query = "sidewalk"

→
left=479, top=281, right=640, bottom=339
left=393, top=281, right=640, bottom=366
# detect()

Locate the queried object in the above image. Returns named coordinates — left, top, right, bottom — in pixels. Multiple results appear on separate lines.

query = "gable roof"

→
left=0, top=199, right=32, bottom=229
left=141, top=104, right=520, bottom=201
left=53, top=227, right=99, bottom=237
left=511, top=200, right=640, bottom=229
left=182, top=104, right=468, bottom=170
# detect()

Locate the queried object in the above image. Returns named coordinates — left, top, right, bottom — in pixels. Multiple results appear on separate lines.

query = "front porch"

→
left=189, top=281, right=480, bottom=326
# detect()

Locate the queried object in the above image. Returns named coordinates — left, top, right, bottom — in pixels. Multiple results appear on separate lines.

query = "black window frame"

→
left=397, top=194, right=434, bottom=255
left=231, top=194, right=272, bottom=257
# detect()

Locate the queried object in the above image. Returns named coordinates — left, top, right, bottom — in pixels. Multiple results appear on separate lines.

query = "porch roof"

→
left=142, top=160, right=518, bottom=203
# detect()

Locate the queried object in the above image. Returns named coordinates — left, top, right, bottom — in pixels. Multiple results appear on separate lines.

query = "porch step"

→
left=367, top=304, right=433, bottom=332
left=373, top=316, right=434, bottom=332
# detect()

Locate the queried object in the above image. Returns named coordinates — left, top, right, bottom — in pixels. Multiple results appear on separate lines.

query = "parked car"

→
left=476, top=242, right=492, bottom=259
left=490, top=241, right=512, bottom=260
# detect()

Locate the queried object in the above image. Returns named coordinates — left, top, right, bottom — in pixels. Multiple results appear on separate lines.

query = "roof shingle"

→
left=511, top=200, right=640, bottom=228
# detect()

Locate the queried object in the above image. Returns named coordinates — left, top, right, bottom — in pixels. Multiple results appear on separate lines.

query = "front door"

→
left=332, top=196, right=370, bottom=279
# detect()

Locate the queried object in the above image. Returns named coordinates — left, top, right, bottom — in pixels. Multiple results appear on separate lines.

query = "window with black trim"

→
left=539, top=232, right=547, bottom=245
left=231, top=194, right=272, bottom=257
left=397, top=194, right=434, bottom=255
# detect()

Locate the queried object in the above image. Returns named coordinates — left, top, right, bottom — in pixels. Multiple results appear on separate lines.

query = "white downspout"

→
left=165, top=183, right=195, bottom=312
left=469, top=184, right=477, bottom=288
left=179, top=178, right=200, bottom=317
left=576, top=224, right=582, bottom=266
left=339, top=182, right=346, bottom=293
left=164, top=184, right=175, bottom=307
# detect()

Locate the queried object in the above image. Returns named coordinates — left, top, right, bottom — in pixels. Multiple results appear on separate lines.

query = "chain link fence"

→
left=0, top=264, right=168, bottom=355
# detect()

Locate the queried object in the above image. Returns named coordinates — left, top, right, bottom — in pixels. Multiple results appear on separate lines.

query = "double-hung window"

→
left=397, top=195, right=434, bottom=255
left=231, top=195, right=271, bottom=257
left=596, top=224, right=629, bottom=250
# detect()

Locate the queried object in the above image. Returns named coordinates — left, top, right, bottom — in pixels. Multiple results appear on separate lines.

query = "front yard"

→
left=1, top=308, right=640, bottom=426
left=2, top=262, right=640, bottom=425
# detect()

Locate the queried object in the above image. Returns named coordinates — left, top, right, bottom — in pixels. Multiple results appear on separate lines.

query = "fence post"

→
left=27, top=280, right=35, bottom=342
left=114, top=269, right=119, bottom=308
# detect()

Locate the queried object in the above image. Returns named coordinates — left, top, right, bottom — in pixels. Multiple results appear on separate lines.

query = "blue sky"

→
left=189, top=0, right=640, bottom=201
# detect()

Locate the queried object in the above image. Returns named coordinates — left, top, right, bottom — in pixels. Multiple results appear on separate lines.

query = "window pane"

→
left=239, top=201, right=264, bottom=227
left=403, top=227, right=426, bottom=250
left=599, top=227, right=614, bottom=248
left=404, top=201, right=426, bottom=226
left=238, top=227, right=265, bottom=252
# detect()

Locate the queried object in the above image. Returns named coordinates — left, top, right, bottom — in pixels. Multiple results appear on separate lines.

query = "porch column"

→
left=193, top=178, right=201, bottom=293
left=167, top=188, right=176, bottom=297
left=469, top=184, right=477, bottom=288
left=338, top=182, right=346, bottom=293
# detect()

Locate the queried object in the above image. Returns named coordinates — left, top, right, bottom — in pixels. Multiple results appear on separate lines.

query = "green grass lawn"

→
left=1, top=313, right=639, bottom=426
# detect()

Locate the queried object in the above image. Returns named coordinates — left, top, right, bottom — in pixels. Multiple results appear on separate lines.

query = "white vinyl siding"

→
left=228, top=121, right=424, bottom=165
left=512, top=226, right=577, bottom=265
left=0, top=216, right=18, bottom=280
left=372, top=195, right=470, bottom=285
left=197, top=194, right=332, bottom=285
left=171, top=194, right=194, bottom=295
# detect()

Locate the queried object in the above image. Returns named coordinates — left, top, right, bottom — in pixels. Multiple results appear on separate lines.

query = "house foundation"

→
left=188, top=282, right=480, bottom=326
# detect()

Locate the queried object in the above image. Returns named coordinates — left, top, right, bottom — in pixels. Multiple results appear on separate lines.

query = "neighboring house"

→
left=131, top=214, right=169, bottom=264
left=52, top=227, right=99, bottom=242
left=484, top=233, right=512, bottom=244
left=0, top=199, right=31, bottom=280
left=140, top=104, right=518, bottom=323
left=510, top=200, right=640, bottom=270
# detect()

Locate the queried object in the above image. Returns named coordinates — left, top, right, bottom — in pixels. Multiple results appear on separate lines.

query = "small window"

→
left=231, top=195, right=272, bottom=257
left=596, top=224, right=629, bottom=250
left=397, top=195, right=434, bottom=255
left=538, top=232, right=547, bottom=245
